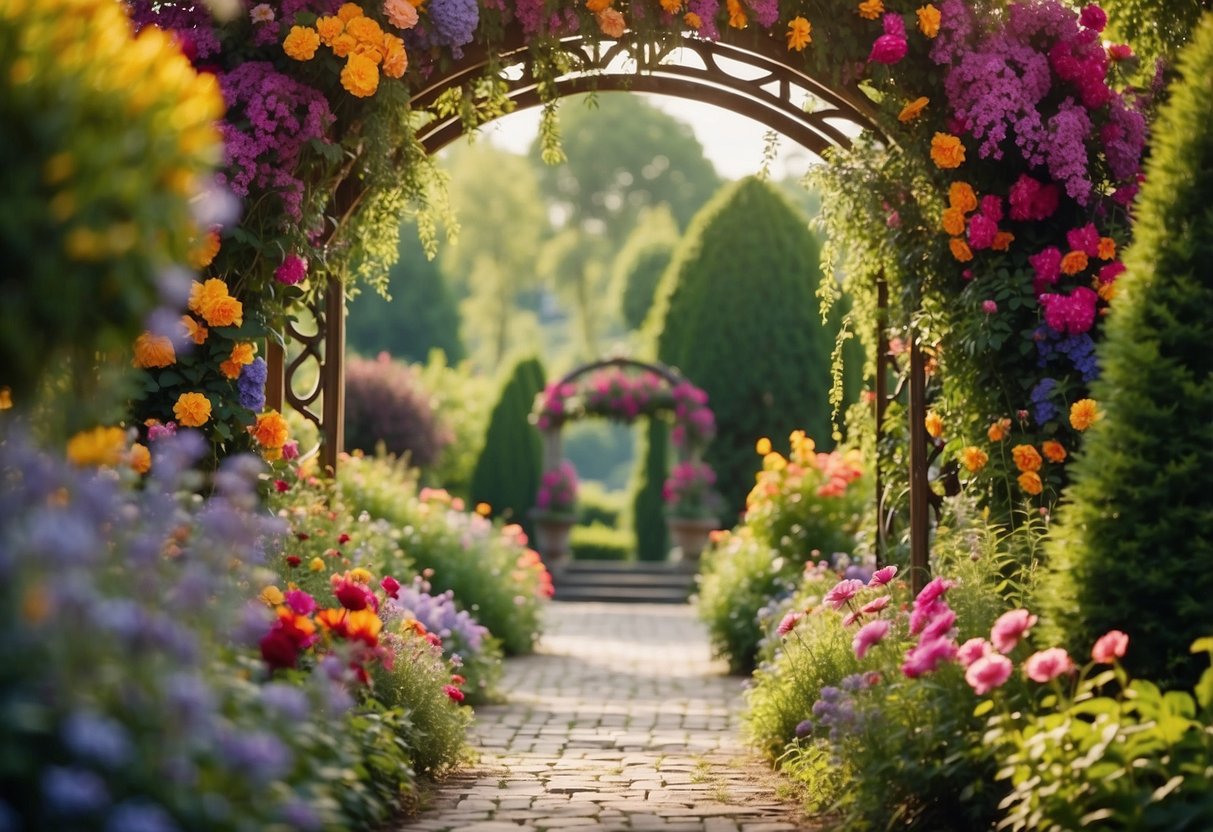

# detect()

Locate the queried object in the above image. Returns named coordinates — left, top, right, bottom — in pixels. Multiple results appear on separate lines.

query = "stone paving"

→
left=399, top=602, right=820, bottom=832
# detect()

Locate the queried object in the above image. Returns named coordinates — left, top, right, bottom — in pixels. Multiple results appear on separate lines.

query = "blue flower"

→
left=42, top=766, right=109, bottom=815
left=104, top=800, right=179, bottom=832
left=62, top=712, right=132, bottom=769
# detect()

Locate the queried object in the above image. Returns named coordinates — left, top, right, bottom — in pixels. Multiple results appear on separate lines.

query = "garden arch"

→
left=266, top=24, right=934, bottom=586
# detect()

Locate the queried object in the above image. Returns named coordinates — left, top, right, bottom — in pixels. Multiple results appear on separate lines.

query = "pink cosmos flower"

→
left=842, top=611, right=862, bottom=627
left=1091, top=630, right=1129, bottom=664
left=868, top=565, right=897, bottom=587
left=824, top=579, right=866, bottom=610
left=909, top=598, right=949, bottom=636
left=991, top=608, right=1038, bottom=653
left=982, top=300, right=998, bottom=315
left=860, top=596, right=891, bottom=615
left=854, top=619, right=891, bottom=659
left=957, top=637, right=992, bottom=668
left=920, top=607, right=958, bottom=642
left=915, top=576, right=955, bottom=607
left=1024, top=647, right=1075, bottom=682
left=902, top=637, right=958, bottom=678
left=965, top=653, right=1013, bottom=695
left=777, top=611, right=804, bottom=637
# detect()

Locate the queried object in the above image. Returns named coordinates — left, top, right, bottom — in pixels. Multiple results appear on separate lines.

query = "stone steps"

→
left=551, top=560, right=698, bottom=604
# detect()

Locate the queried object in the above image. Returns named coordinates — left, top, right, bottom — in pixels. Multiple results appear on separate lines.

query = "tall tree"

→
left=439, top=143, right=550, bottom=369
left=346, top=221, right=465, bottom=363
left=609, top=204, right=681, bottom=332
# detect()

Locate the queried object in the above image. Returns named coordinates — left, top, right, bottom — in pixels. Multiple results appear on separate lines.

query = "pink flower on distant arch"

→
left=965, top=653, right=1013, bottom=695
left=1091, top=630, right=1129, bottom=663
left=991, top=608, right=1037, bottom=653
left=1024, top=647, right=1075, bottom=682
left=854, top=619, right=891, bottom=659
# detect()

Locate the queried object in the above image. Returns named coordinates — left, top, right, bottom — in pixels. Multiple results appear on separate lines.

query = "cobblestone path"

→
left=399, top=602, right=817, bottom=832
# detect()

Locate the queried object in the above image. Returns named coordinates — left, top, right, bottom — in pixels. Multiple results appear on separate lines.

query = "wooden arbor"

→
left=264, top=24, right=938, bottom=589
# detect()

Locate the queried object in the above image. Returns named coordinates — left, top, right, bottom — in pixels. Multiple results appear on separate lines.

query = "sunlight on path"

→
left=397, top=602, right=818, bottom=832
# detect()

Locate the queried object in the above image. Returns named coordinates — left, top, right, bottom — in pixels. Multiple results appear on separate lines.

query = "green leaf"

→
left=1194, top=668, right=1213, bottom=710
left=974, top=699, right=995, bottom=717
left=158, top=370, right=183, bottom=387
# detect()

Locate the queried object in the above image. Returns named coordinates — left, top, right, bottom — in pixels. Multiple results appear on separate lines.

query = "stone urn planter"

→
left=666, top=515, right=720, bottom=563
left=530, top=512, right=577, bottom=565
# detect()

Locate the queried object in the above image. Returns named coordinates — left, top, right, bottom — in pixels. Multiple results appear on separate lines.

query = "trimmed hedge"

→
left=570, top=523, right=633, bottom=561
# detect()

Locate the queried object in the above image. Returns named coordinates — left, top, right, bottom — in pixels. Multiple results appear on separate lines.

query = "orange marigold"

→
left=916, top=3, right=941, bottom=37
left=382, top=35, right=407, bottom=77
left=857, top=0, right=884, bottom=20
left=586, top=0, right=611, bottom=11
left=924, top=411, right=944, bottom=438
left=1011, top=443, right=1042, bottom=473
left=190, top=229, right=221, bottom=268
left=987, top=417, right=1011, bottom=442
left=132, top=332, right=176, bottom=369
left=1017, top=470, right=1043, bottom=496
left=684, top=12, right=703, bottom=29
left=597, top=7, right=626, bottom=37
left=941, top=207, right=966, bottom=236
left=949, top=237, right=973, bottom=262
left=726, top=0, right=748, bottom=28
left=960, top=446, right=988, bottom=473
left=1041, top=440, right=1067, bottom=463
left=1061, top=250, right=1089, bottom=275
left=345, top=15, right=383, bottom=47
left=337, top=2, right=364, bottom=22
left=1069, top=398, right=1099, bottom=431
left=181, top=315, right=208, bottom=345
left=992, top=231, right=1015, bottom=251
left=1097, top=237, right=1116, bottom=260
left=129, top=442, right=152, bottom=475
left=897, top=96, right=928, bottom=122
left=173, top=392, right=212, bottom=428
left=316, top=15, right=343, bottom=44
left=332, top=32, right=357, bottom=57
left=253, top=410, right=290, bottom=449
left=659, top=0, right=682, bottom=10
left=948, top=181, right=978, bottom=213
left=787, top=16, right=812, bottom=50
left=341, top=53, right=380, bottom=97
left=200, top=294, right=242, bottom=328
left=283, top=25, right=320, bottom=60
left=931, top=133, right=966, bottom=168
left=66, top=426, right=126, bottom=467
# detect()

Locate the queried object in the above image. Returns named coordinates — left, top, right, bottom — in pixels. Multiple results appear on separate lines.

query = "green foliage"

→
left=469, top=356, right=546, bottom=536
left=630, top=420, right=669, bottom=561
left=415, top=352, right=494, bottom=496
left=609, top=204, right=681, bottom=331
left=649, top=177, right=841, bottom=517
left=346, top=222, right=465, bottom=364
left=343, top=354, right=450, bottom=467
left=696, top=531, right=797, bottom=673
left=569, top=523, right=633, bottom=561
left=1105, top=0, right=1209, bottom=68
left=1037, top=18, right=1213, bottom=690
left=575, top=480, right=628, bottom=527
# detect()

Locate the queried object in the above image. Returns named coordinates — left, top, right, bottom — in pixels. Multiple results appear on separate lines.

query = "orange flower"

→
left=66, top=426, right=126, bottom=467
left=332, top=32, right=357, bottom=57
left=992, top=231, right=1015, bottom=251
left=1011, top=444, right=1042, bottom=473
left=1017, top=470, right=1043, bottom=496
left=683, top=11, right=702, bottom=29
left=659, top=0, right=682, bottom=11
left=586, top=0, right=611, bottom=11
left=252, top=412, right=290, bottom=451
left=344, top=608, right=383, bottom=645
left=129, top=443, right=151, bottom=475
left=596, top=8, right=626, bottom=37
left=345, top=15, right=383, bottom=47
left=987, top=417, right=1011, bottom=442
left=190, top=229, right=220, bottom=268
left=960, top=446, right=988, bottom=473
left=930, top=132, right=966, bottom=169
left=1061, top=250, right=1089, bottom=275
left=949, top=237, right=973, bottom=262
left=941, top=207, right=966, bottom=236
left=1097, top=237, right=1116, bottom=260
left=316, top=15, right=344, bottom=44
left=0, top=387, right=10, bottom=410
left=1097, top=280, right=1117, bottom=303
left=381, top=35, right=407, bottom=78
left=283, top=25, right=320, bottom=60
left=948, top=181, right=978, bottom=213
left=181, top=315, right=208, bottom=345
left=316, top=607, right=347, bottom=632
left=190, top=278, right=243, bottom=328
left=786, top=16, right=812, bottom=51
left=1041, top=440, right=1067, bottom=463
left=337, top=2, right=364, bottom=22
left=924, top=411, right=944, bottom=438
left=726, top=0, right=747, bottom=28
left=132, top=332, right=176, bottom=368
left=341, top=53, right=380, bottom=97
left=857, top=0, right=884, bottom=20
left=1069, top=399, right=1099, bottom=431
left=173, top=392, right=212, bottom=428
left=897, top=96, right=928, bottom=122
left=916, top=3, right=941, bottom=37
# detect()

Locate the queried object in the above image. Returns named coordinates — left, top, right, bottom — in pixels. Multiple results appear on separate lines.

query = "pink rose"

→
left=1091, top=630, right=1129, bottom=664
left=991, top=608, right=1038, bottom=654
left=1079, top=4, right=1107, bottom=32
left=275, top=254, right=308, bottom=286
left=965, top=653, right=1013, bottom=695
left=1024, top=647, right=1075, bottom=682
left=982, top=300, right=998, bottom=315
left=854, top=619, right=891, bottom=659
left=957, top=637, right=992, bottom=668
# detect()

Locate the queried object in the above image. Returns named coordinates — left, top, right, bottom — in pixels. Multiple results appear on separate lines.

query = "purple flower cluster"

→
left=1028, top=377, right=1059, bottom=425
left=127, top=1, right=221, bottom=61
left=1046, top=97, right=1095, bottom=204
left=216, top=62, right=335, bottom=220
left=742, top=0, right=779, bottom=29
left=427, top=0, right=480, bottom=57
left=238, top=357, right=269, bottom=412
left=929, top=0, right=974, bottom=66
left=688, top=0, right=721, bottom=40
left=1036, top=329, right=1099, bottom=382
left=386, top=578, right=490, bottom=654
left=808, top=672, right=879, bottom=743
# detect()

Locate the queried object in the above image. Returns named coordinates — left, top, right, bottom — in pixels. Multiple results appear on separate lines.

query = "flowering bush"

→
left=534, top=460, right=578, bottom=517
left=343, top=352, right=453, bottom=466
left=662, top=459, right=724, bottom=520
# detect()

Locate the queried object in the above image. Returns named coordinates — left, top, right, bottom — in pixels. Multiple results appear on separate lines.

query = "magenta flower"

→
left=1108, top=43, right=1133, bottom=61
left=842, top=611, right=862, bottom=627
left=902, top=637, right=958, bottom=678
left=824, top=579, right=866, bottom=610
left=920, top=607, right=957, bottom=641
left=284, top=589, right=316, bottom=616
left=968, top=214, right=999, bottom=250
left=982, top=300, right=998, bottom=315
left=1099, top=261, right=1126, bottom=284
left=1040, top=287, right=1098, bottom=335
left=380, top=576, right=401, bottom=599
left=1079, top=4, right=1107, bottom=32
left=275, top=254, right=308, bottom=286
left=1024, top=647, right=1075, bottom=682
left=1090, top=630, right=1129, bottom=664
left=991, top=608, right=1038, bottom=653
left=965, top=653, right=1013, bottom=695
left=1030, top=246, right=1063, bottom=294
left=868, top=565, right=897, bottom=587
left=915, top=576, right=956, bottom=608
left=854, top=619, right=891, bottom=659
left=957, top=637, right=992, bottom=668
left=777, top=611, right=804, bottom=637
left=869, top=34, right=908, bottom=65
left=1066, top=223, right=1101, bottom=257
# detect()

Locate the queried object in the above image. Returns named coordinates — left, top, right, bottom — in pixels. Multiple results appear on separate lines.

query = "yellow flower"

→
left=786, top=16, right=812, bottom=51
left=924, top=411, right=944, bottom=439
left=659, top=0, right=682, bottom=12
left=283, top=25, right=320, bottom=60
left=0, top=387, right=11, bottom=410
left=259, top=585, right=285, bottom=607
left=992, top=231, right=1015, bottom=251
left=181, top=315, right=208, bottom=345
left=252, top=410, right=290, bottom=449
left=475, top=502, right=492, bottom=516
left=190, top=278, right=242, bottom=328
left=763, top=451, right=787, bottom=472
left=1017, top=470, right=1043, bottom=496
left=1041, top=440, right=1067, bottom=463
left=1069, top=399, right=1099, bottom=431
left=726, top=0, right=747, bottom=28
left=332, top=32, right=357, bottom=57
left=596, top=8, right=626, bottom=37
left=586, top=0, right=611, bottom=11
left=897, top=96, right=928, bottom=122
left=345, top=15, right=384, bottom=48
left=684, top=12, right=703, bottom=29
left=857, top=0, right=884, bottom=20
left=1061, top=250, right=1089, bottom=276
left=755, top=436, right=772, bottom=455
left=337, top=2, right=364, bottom=22
left=349, top=567, right=374, bottom=584
left=941, top=207, right=966, bottom=236
left=310, top=557, right=326, bottom=572
left=66, top=426, right=126, bottom=466
left=1011, top=444, right=1042, bottom=473
left=129, top=442, right=151, bottom=474
left=316, top=15, right=344, bottom=45
left=987, top=417, right=1011, bottom=442
left=174, top=392, right=212, bottom=427
left=382, top=35, right=407, bottom=78
left=132, top=332, right=176, bottom=369
left=930, top=132, right=966, bottom=168
left=916, top=4, right=941, bottom=37
left=1097, top=237, right=1116, bottom=260
left=948, top=181, right=978, bottom=213
left=960, top=446, right=988, bottom=473
left=190, top=229, right=221, bottom=268
left=949, top=237, right=973, bottom=262
left=341, top=53, right=380, bottom=97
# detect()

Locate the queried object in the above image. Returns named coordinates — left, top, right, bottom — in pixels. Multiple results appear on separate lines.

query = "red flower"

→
left=337, top=533, right=351, bottom=544
left=332, top=575, right=373, bottom=611
left=285, top=555, right=301, bottom=567
left=425, top=632, right=443, bottom=648
left=443, top=685, right=465, bottom=703
left=259, top=629, right=300, bottom=669
left=274, top=479, right=290, bottom=493
left=297, top=532, right=310, bottom=541
left=450, top=674, right=466, bottom=686
left=380, top=575, right=401, bottom=598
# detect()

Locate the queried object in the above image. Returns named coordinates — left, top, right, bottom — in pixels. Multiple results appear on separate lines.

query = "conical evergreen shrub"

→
left=631, top=420, right=670, bottom=561
left=470, top=356, right=546, bottom=537
left=1036, top=18, right=1213, bottom=688
left=641, top=177, right=840, bottom=523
